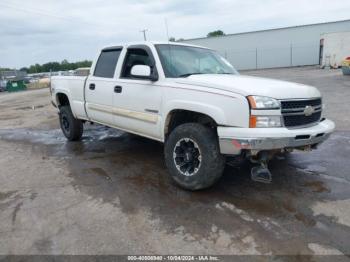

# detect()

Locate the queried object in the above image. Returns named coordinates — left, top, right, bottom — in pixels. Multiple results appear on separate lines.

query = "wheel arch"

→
left=56, top=92, right=71, bottom=107
left=163, top=108, right=224, bottom=140
left=162, top=101, right=227, bottom=140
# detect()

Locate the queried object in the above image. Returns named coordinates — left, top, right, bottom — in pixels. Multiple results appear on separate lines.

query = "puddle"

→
left=294, top=212, right=316, bottom=227
left=1, top=126, right=350, bottom=254
left=89, top=167, right=112, bottom=180
left=302, top=181, right=330, bottom=193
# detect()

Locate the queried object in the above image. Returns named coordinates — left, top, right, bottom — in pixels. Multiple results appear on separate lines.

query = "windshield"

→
left=156, top=44, right=238, bottom=78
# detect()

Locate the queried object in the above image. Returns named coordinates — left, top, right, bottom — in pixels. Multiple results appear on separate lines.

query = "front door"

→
left=112, top=46, right=162, bottom=140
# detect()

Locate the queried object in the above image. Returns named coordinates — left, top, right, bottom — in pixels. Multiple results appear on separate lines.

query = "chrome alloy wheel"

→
left=173, top=138, right=202, bottom=176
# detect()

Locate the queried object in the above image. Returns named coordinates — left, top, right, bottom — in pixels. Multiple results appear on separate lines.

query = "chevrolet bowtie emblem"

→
left=304, top=105, right=315, bottom=116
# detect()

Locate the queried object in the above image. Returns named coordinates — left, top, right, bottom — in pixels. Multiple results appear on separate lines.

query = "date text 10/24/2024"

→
left=127, top=255, right=220, bottom=261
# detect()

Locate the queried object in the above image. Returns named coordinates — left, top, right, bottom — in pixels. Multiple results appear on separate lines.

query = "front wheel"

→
left=164, top=123, right=225, bottom=190
left=59, top=106, right=83, bottom=141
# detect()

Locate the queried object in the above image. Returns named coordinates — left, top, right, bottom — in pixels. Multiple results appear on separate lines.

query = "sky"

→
left=1, top=0, right=350, bottom=69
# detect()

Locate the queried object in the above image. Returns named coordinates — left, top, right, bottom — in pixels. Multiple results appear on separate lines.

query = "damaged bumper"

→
left=218, top=119, right=335, bottom=155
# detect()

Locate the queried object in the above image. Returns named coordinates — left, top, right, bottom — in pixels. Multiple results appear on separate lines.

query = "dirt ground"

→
left=0, top=67, right=350, bottom=258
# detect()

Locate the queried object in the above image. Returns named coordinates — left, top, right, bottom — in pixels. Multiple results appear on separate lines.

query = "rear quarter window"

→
left=94, top=49, right=121, bottom=78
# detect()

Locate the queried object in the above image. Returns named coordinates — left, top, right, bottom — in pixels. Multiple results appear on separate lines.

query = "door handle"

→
left=89, top=83, right=95, bottom=90
left=114, top=86, right=122, bottom=93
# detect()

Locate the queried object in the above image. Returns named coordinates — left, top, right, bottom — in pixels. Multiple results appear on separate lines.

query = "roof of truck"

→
left=101, top=41, right=211, bottom=51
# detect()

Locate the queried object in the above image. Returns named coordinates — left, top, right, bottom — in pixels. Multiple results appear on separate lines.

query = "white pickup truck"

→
left=51, top=42, right=335, bottom=190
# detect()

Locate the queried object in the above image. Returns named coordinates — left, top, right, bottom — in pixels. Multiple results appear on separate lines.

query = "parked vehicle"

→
left=342, top=57, right=350, bottom=75
left=0, top=80, right=7, bottom=92
left=74, top=67, right=90, bottom=77
left=51, top=42, right=335, bottom=190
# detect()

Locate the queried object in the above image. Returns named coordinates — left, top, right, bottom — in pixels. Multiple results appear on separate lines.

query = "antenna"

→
left=165, top=18, right=170, bottom=42
left=140, top=29, right=148, bottom=41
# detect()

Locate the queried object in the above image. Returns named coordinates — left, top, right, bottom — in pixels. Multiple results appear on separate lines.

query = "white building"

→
left=183, top=20, right=350, bottom=70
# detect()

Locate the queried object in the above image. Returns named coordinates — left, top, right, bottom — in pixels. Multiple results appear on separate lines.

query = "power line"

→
left=0, top=2, right=77, bottom=22
left=0, top=2, right=106, bottom=29
left=1, top=2, right=153, bottom=43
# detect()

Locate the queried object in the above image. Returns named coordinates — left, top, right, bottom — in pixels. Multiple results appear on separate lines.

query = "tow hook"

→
left=250, top=152, right=272, bottom=184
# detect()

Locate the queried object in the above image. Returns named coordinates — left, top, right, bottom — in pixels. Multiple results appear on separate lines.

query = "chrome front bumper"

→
left=218, top=119, right=335, bottom=155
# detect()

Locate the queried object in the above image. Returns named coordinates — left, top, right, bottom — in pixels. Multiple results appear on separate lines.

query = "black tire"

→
left=164, top=123, right=225, bottom=191
left=59, top=105, right=83, bottom=141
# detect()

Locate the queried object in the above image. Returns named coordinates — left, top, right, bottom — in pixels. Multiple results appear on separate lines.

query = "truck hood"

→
left=175, top=74, right=321, bottom=99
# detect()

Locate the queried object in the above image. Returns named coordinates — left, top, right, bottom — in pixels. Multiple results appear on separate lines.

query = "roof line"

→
left=182, top=19, right=350, bottom=41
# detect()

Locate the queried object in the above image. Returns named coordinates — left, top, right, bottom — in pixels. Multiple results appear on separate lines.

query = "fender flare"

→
left=162, top=100, right=228, bottom=139
left=54, top=90, right=79, bottom=118
left=55, top=90, right=71, bottom=106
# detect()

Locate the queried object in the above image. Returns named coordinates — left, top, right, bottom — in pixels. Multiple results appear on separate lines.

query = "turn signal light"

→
left=249, top=115, right=282, bottom=128
left=249, top=116, right=257, bottom=128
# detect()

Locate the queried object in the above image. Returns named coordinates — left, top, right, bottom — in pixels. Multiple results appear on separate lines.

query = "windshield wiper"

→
left=178, top=72, right=204, bottom=78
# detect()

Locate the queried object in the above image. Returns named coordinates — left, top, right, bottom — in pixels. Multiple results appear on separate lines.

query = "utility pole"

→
left=290, top=43, right=293, bottom=67
left=140, top=29, right=148, bottom=41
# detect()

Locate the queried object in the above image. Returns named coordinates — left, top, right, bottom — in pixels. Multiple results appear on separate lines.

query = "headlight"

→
left=250, top=116, right=282, bottom=128
left=247, top=96, right=280, bottom=109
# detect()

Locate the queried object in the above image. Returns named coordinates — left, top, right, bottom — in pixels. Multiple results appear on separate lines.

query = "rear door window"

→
left=94, top=49, right=121, bottom=78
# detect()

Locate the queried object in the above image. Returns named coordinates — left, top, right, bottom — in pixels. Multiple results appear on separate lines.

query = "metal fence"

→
left=218, top=44, right=320, bottom=70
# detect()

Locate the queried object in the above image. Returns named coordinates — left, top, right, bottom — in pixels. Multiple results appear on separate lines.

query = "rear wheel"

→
left=59, top=106, right=83, bottom=141
left=164, top=123, right=225, bottom=190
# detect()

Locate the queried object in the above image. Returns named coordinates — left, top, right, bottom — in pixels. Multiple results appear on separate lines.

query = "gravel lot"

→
left=0, top=67, right=349, bottom=257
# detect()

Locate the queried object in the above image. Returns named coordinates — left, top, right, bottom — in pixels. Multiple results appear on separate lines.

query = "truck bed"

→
left=51, top=76, right=88, bottom=120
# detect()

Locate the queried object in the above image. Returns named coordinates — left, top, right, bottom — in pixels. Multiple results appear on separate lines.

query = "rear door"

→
left=85, top=47, right=122, bottom=126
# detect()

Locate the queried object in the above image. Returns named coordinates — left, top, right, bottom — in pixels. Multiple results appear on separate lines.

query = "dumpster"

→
left=342, top=57, right=350, bottom=75
left=6, top=80, right=26, bottom=92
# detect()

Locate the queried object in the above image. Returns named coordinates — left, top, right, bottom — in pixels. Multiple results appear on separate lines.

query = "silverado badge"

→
left=304, top=105, right=315, bottom=116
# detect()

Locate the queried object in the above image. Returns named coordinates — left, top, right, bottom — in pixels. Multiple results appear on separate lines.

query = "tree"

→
left=0, top=67, right=12, bottom=72
left=168, top=37, right=185, bottom=42
left=207, top=30, right=225, bottom=37
left=24, top=60, right=93, bottom=73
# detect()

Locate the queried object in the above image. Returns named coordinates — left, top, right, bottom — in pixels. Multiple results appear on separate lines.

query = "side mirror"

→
left=130, top=65, right=158, bottom=81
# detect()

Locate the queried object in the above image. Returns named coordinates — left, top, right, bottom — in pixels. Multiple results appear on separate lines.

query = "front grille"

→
left=281, top=98, right=322, bottom=110
left=283, top=111, right=322, bottom=127
left=281, top=98, right=322, bottom=128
